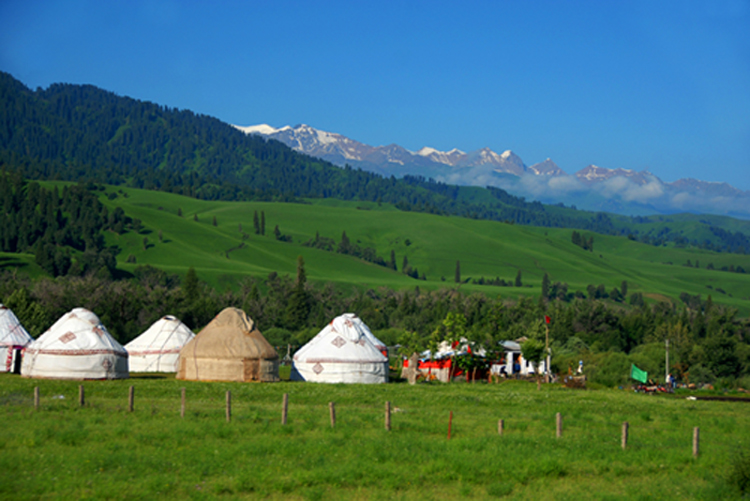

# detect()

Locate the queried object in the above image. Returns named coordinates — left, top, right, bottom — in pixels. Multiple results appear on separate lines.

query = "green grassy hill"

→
left=88, top=185, right=750, bottom=315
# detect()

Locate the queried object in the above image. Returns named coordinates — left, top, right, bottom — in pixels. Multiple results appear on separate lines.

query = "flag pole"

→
left=665, top=338, right=669, bottom=384
left=545, top=316, right=550, bottom=384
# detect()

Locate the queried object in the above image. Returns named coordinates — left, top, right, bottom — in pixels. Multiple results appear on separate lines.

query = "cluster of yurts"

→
left=0, top=305, right=390, bottom=383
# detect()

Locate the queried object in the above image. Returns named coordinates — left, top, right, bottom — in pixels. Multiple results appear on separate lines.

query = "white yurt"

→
left=0, top=304, right=34, bottom=373
left=21, top=307, right=128, bottom=379
left=125, top=315, right=195, bottom=372
left=291, top=313, right=388, bottom=384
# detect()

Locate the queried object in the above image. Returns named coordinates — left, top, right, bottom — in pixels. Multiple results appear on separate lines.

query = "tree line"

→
left=1, top=261, right=748, bottom=388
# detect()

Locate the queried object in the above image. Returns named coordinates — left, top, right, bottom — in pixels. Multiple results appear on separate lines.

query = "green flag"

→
left=630, top=364, right=648, bottom=383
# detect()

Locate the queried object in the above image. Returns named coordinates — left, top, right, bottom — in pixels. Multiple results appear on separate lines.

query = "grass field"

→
left=2, top=373, right=749, bottom=500
left=83, top=185, right=750, bottom=315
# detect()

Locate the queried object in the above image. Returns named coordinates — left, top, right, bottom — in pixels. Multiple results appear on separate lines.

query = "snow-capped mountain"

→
left=528, top=159, right=565, bottom=176
left=235, top=123, right=542, bottom=177
left=576, top=165, right=653, bottom=185
left=235, top=123, right=750, bottom=218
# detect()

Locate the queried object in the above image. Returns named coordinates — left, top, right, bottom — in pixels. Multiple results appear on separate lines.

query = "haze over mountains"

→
left=237, top=124, right=750, bottom=219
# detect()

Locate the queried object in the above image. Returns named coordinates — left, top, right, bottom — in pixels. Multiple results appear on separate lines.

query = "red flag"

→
left=545, top=315, right=551, bottom=324
left=452, top=340, right=459, bottom=349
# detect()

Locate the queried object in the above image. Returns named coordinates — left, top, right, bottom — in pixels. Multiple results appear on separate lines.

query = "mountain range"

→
left=237, top=124, right=750, bottom=219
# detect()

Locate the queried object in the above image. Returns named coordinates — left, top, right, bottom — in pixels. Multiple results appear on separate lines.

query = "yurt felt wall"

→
left=126, top=315, right=195, bottom=372
left=177, top=307, right=279, bottom=382
left=0, top=304, right=33, bottom=373
left=21, top=308, right=128, bottom=380
left=291, top=313, right=388, bottom=384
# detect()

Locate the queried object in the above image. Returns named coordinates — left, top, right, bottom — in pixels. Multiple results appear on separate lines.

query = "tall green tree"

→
left=542, top=273, right=550, bottom=299
left=285, top=255, right=310, bottom=330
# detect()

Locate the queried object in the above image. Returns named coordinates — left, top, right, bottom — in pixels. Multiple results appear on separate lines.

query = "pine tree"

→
left=184, top=267, right=199, bottom=304
left=389, top=250, right=397, bottom=271
left=212, top=215, right=217, bottom=227
left=261, top=211, right=265, bottom=235
left=571, top=231, right=581, bottom=247
left=621, top=280, right=628, bottom=298
left=542, top=272, right=550, bottom=299
left=295, top=255, right=307, bottom=288
left=253, top=210, right=260, bottom=234
left=286, top=255, right=310, bottom=330
left=515, top=270, right=523, bottom=287
left=455, top=260, right=461, bottom=283
left=338, top=231, right=351, bottom=254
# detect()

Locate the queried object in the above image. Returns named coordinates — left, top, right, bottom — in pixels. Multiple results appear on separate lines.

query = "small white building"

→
left=490, top=340, right=547, bottom=377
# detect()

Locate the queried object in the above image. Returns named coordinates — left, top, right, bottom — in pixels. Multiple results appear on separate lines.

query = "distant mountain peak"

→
left=528, top=158, right=566, bottom=176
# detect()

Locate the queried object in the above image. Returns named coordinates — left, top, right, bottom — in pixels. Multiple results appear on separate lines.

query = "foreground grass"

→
left=1, top=374, right=749, bottom=500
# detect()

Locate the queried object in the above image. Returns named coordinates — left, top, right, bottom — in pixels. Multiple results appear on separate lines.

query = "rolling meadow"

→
left=94, top=186, right=750, bottom=314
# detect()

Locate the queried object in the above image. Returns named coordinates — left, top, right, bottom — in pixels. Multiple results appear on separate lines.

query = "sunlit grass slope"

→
left=96, top=186, right=750, bottom=313
left=1, top=374, right=748, bottom=500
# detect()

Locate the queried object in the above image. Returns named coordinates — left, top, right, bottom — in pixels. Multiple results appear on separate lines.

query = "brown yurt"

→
left=177, top=307, right=279, bottom=382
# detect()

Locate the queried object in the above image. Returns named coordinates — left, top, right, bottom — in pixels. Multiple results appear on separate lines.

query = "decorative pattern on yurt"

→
left=126, top=315, right=195, bottom=372
left=21, top=307, right=129, bottom=380
left=291, top=313, right=389, bottom=384
left=177, top=307, right=279, bottom=382
left=0, top=304, right=33, bottom=373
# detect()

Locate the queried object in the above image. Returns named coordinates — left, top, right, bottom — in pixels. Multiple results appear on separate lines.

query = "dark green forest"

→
left=1, top=71, right=748, bottom=253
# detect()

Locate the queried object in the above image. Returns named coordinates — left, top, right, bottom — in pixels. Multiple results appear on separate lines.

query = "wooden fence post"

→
left=693, top=427, right=700, bottom=458
left=282, top=393, right=289, bottom=425
left=621, top=422, right=629, bottom=450
left=385, top=401, right=391, bottom=431
left=226, top=391, right=231, bottom=423
left=79, top=385, right=85, bottom=407
left=34, top=386, right=39, bottom=411
left=556, top=412, right=562, bottom=438
left=180, top=388, right=186, bottom=418
left=498, top=419, right=504, bottom=436
left=128, top=386, right=134, bottom=412
left=329, top=402, right=336, bottom=428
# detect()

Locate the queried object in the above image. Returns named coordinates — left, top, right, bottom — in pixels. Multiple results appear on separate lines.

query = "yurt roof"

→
left=0, top=304, right=33, bottom=346
left=180, top=307, right=277, bottom=360
left=345, top=313, right=387, bottom=350
left=294, top=314, right=387, bottom=364
left=125, top=315, right=195, bottom=354
left=26, top=308, right=126, bottom=356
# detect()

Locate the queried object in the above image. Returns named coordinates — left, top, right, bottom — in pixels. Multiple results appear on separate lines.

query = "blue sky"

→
left=1, top=0, right=749, bottom=189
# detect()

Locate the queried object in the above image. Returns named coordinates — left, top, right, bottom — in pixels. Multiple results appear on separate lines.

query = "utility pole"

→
left=665, top=338, right=669, bottom=383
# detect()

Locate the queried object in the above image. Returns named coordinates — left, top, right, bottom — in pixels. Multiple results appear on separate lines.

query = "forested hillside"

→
left=2, top=71, right=749, bottom=253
